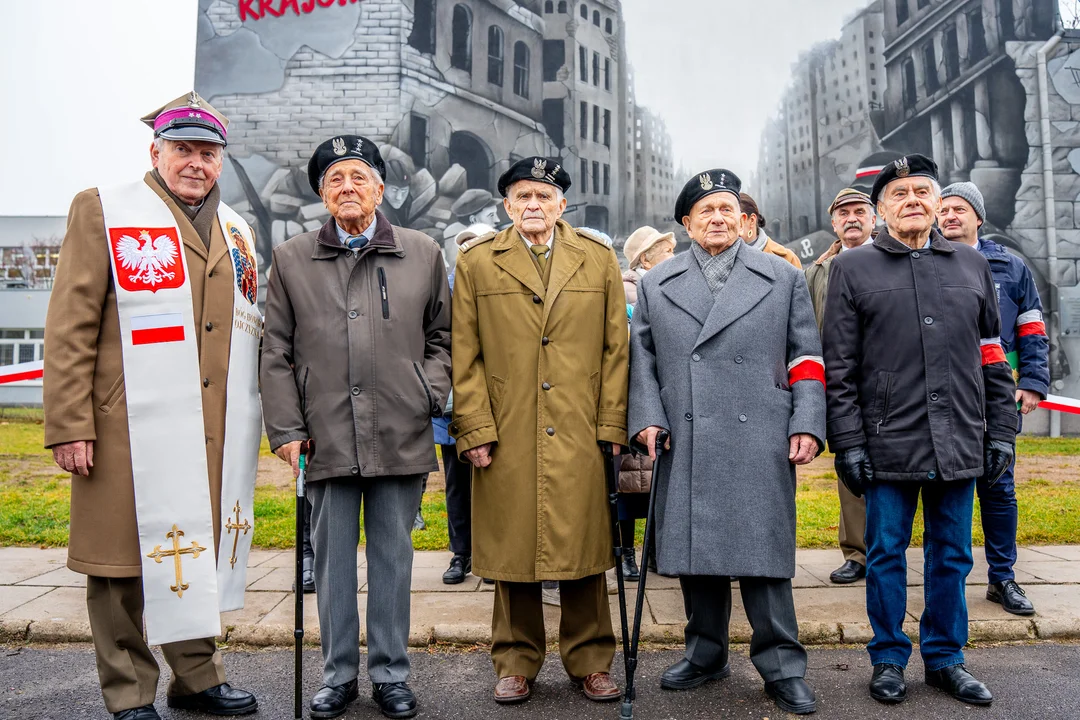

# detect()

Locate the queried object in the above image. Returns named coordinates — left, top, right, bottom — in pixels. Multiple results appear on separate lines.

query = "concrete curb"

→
left=6, top=619, right=1078, bottom=648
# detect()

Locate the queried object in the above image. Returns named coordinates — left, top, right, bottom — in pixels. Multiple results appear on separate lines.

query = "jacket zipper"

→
left=876, top=373, right=892, bottom=434
left=414, top=362, right=435, bottom=416
left=377, top=267, right=390, bottom=319
left=300, top=367, right=309, bottom=416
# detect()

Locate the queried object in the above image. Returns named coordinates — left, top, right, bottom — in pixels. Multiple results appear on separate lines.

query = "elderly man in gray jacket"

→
left=629, top=169, right=825, bottom=716
left=261, top=136, right=451, bottom=720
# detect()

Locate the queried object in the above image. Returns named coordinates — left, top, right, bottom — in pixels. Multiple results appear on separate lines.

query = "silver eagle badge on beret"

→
left=332, top=137, right=347, bottom=156
left=895, top=157, right=910, bottom=178
left=532, top=158, right=547, bottom=179
left=699, top=172, right=714, bottom=191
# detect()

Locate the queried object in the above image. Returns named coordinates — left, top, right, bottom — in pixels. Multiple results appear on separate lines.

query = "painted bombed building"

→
left=196, top=0, right=554, bottom=268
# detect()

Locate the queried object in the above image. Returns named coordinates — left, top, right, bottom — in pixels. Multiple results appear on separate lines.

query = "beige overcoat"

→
left=451, top=220, right=629, bottom=582
left=44, top=172, right=244, bottom=577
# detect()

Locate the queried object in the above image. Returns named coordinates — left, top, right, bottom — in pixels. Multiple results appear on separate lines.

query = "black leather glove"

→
left=834, top=446, right=874, bottom=498
left=983, top=438, right=1015, bottom=487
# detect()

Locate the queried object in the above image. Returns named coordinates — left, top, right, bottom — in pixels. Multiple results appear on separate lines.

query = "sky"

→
left=2, top=0, right=870, bottom=216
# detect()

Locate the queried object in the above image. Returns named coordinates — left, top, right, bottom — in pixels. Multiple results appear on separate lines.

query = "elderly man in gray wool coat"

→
left=629, top=168, right=826, bottom=716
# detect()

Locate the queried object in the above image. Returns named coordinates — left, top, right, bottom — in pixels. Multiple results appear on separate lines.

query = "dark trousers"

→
left=441, top=444, right=472, bottom=555
left=865, top=479, right=975, bottom=670
left=302, top=495, right=313, bottom=560
left=617, top=492, right=648, bottom=547
left=86, top=576, right=225, bottom=713
left=680, top=575, right=807, bottom=683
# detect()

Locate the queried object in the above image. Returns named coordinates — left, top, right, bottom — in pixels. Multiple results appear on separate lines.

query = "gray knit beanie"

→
left=940, top=181, right=986, bottom=223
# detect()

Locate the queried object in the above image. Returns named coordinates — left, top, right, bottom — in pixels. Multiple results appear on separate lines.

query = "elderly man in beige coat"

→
left=44, top=93, right=258, bottom=720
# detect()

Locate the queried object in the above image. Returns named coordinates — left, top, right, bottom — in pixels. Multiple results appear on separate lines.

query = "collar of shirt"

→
left=839, top=236, right=874, bottom=252
left=922, top=234, right=932, bottom=249
left=521, top=229, right=555, bottom=252
left=336, top=214, right=378, bottom=247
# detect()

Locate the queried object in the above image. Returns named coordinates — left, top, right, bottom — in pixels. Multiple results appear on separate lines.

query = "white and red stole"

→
left=97, top=180, right=262, bottom=645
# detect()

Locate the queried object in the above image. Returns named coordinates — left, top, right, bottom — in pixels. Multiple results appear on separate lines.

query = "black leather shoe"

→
left=987, top=580, right=1035, bottom=616
left=167, top=683, right=257, bottom=715
left=764, top=677, right=817, bottom=715
left=829, top=560, right=866, bottom=584
left=660, top=658, right=731, bottom=690
left=373, top=681, right=418, bottom=719
left=310, top=679, right=359, bottom=719
left=621, top=547, right=640, bottom=582
left=443, top=554, right=471, bottom=585
left=925, top=664, right=993, bottom=706
left=869, top=663, right=907, bottom=704
left=114, top=707, right=161, bottom=720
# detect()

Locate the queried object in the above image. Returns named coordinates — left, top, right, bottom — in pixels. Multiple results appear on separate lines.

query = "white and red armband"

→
left=1017, top=310, right=1047, bottom=338
left=788, top=355, right=825, bottom=386
left=980, top=337, right=1008, bottom=366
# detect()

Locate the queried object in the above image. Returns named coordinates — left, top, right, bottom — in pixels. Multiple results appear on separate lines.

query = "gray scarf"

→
left=692, top=239, right=741, bottom=296
left=749, top=228, right=769, bottom=251
left=151, top=169, right=220, bottom=249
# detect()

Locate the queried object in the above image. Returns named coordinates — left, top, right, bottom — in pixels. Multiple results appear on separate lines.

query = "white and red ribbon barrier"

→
left=0, top=360, right=44, bottom=385
left=1039, top=394, right=1080, bottom=415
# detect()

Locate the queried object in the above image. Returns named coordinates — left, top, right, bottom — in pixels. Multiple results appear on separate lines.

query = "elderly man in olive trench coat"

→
left=451, top=157, right=629, bottom=705
left=629, top=169, right=825, bottom=716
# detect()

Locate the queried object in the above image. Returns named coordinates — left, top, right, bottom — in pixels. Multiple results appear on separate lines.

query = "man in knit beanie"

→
left=939, top=181, right=1050, bottom=617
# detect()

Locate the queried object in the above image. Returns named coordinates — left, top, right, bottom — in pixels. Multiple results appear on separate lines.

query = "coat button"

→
left=546, top=427, right=555, bottom=436
left=349, top=310, right=358, bottom=319
left=734, top=355, right=744, bottom=364
left=912, top=251, right=920, bottom=258
left=450, top=425, right=458, bottom=433
left=927, top=470, right=937, bottom=479
left=692, top=353, right=701, bottom=362
left=202, top=378, right=210, bottom=388
left=542, top=382, right=551, bottom=391
left=923, top=316, right=934, bottom=325
left=684, top=412, right=693, bottom=421
left=542, top=336, right=550, bottom=345
left=208, top=269, right=214, bottom=277
left=351, top=466, right=359, bottom=475
left=930, top=392, right=939, bottom=401
left=205, top=322, right=213, bottom=331
left=533, top=295, right=542, bottom=304
left=351, top=386, right=360, bottom=396
left=739, top=413, right=748, bottom=422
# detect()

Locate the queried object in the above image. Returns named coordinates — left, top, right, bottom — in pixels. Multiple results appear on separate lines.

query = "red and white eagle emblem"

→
left=108, top=227, right=185, bottom=292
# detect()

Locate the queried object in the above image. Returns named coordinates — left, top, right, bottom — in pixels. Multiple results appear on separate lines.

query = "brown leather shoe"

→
left=582, top=672, right=620, bottom=702
left=494, top=676, right=531, bottom=704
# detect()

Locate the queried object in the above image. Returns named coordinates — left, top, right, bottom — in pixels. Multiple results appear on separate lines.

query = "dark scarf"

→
left=151, top=169, right=221, bottom=249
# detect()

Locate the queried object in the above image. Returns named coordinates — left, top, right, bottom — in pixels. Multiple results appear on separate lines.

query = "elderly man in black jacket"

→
left=822, top=155, right=1017, bottom=708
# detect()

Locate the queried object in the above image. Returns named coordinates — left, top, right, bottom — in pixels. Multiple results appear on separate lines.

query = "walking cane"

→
left=294, top=438, right=313, bottom=719
left=602, top=443, right=632, bottom=717
left=606, top=431, right=669, bottom=720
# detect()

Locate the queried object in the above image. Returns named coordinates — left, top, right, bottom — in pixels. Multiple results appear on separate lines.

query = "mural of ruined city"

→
left=195, top=0, right=1080, bottom=430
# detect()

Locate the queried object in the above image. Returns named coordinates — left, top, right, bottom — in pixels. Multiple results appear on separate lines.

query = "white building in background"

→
left=0, top=216, right=64, bottom=406
left=633, top=105, right=677, bottom=231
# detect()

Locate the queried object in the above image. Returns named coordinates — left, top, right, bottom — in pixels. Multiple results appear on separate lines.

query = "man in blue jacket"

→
left=939, top=182, right=1050, bottom=616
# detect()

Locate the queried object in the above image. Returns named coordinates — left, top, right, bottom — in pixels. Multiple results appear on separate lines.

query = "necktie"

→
left=347, top=235, right=368, bottom=249
left=530, top=244, right=549, bottom=273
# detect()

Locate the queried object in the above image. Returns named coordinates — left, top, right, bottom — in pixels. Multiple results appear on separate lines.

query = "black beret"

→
left=674, top=169, right=743, bottom=222
left=869, top=153, right=938, bottom=205
left=307, top=135, right=387, bottom=194
left=497, top=156, right=571, bottom=197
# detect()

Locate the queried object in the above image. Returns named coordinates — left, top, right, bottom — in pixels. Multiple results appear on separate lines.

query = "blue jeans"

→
left=976, top=458, right=1017, bottom=584
left=865, top=479, right=975, bottom=671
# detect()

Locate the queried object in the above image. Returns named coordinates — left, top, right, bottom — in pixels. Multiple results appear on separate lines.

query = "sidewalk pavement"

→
left=2, top=546, right=1079, bottom=647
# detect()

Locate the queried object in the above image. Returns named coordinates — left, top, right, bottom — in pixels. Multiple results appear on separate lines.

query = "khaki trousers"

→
left=491, top=573, right=615, bottom=681
left=86, top=575, right=225, bottom=713
left=838, top=480, right=867, bottom=565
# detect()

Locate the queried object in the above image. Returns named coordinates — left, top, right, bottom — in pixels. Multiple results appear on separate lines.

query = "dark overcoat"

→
left=628, top=242, right=825, bottom=579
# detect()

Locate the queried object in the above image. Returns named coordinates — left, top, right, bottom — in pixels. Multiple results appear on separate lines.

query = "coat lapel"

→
left=543, top=221, right=585, bottom=326
left=657, top=251, right=711, bottom=327
left=142, top=172, right=208, bottom=262
left=694, top=243, right=775, bottom=350
left=493, top=226, right=547, bottom=300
